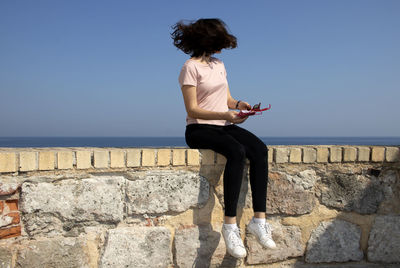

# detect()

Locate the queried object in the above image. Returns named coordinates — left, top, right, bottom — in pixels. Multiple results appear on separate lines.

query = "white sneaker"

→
left=247, top=219, right=277, bottom=249
left=221, top=225, right=247, bottom=258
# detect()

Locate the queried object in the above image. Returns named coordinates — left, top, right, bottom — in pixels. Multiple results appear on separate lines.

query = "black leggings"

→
left=185, top=124, right=268, bottom=217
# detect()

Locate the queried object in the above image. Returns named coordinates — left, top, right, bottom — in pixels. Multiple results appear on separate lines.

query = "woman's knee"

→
left=226, top=143, right=246, bottom=163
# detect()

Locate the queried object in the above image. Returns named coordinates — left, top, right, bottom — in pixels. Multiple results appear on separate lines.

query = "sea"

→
left=0, top=137, right=399, bottom=148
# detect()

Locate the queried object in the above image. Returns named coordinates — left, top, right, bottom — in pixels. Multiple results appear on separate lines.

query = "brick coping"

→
left=0, top=146, right=399, bottom=174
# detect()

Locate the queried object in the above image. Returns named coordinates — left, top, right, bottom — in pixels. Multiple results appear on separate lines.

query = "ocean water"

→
left=0, top=137, right=399, bottom=148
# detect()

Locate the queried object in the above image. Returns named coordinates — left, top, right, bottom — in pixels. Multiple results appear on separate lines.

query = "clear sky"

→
left=1, top=0, right=399, bottom=137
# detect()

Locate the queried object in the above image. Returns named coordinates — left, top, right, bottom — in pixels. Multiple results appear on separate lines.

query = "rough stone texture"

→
left=38, top=151, right=55, bottom=170
left=174, top=224, right=221, bottom=268
left=275, top=148, right=289, bottom=163
left=76, top=151, right=91, bottom=169
left=267, top=171, right=317, bottom=215
left=368, top=215, right=400, bottom=263
left=0, top=153, right=17, bottom=173
left=289, top=148, right=302, bottom=163
left=321, top=171, right=385, bottom=214
left=0, top=246, right=13, bottom=268
left=57, top=151, right=73, bottom=169
left=378, top=171, right=400, bottom=214
left=20, top=176, right=125, bottom=236
left=343, top=147, right=357, bottom=162
left=94, top=151, right=109, bottom=168
left=386, top=147, right=400, bottom=162
left=305, top=220, right=363, bottom=263
left=100, top=227, right=171, bottom=268
left=187, top=149, right=200, bottom=166
left=157, top=149, right=171, bottom=166
left=200, top=149, right=215, bottom=165
left=19, top=151, right=37, bottom=171
left=268, top=147, right=273, bottom=163
left=330, top=147, right=342, bottom=162
left=126, top=149, right=141, bottom=167
left=126, top=170, right=209, bottom=214
left=110, top=150, right=125, bottom=168
left=0, top=182, right=20, bottom=196
left=173, top=149, right=186, bottom=166
left=317, top=147, right=329, bottom=163
left=358, top=147, right=371, bottom=162
left=303, top=148, right=317, bottom=163
left=246, top=220, right=304, bottom=264
left=16, top=237, right=90, bottom=268
left=371, top=147, right=385, bottom=162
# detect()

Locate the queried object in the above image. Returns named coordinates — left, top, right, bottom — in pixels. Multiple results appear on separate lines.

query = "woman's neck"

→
left=192, top=54, right=212, bottom=64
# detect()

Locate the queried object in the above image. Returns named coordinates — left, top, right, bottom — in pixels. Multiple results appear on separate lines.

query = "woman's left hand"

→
left=238, top=101, right=251, bottom=110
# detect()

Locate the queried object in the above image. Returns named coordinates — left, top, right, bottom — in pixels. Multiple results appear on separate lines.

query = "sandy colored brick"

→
left=385, top=147, right=399, bottom=162
left=57, top=151, right=73, bottom=169
left=110, top=150, right=125, bottom=168
left=19, top=151, right=37, bottom=172
left=187, top=149, right=200, bottom=166
left=371, top=147, right=385, bottom=162
left=330, top=147, right=342, bottom=163
left=157, top=149, right=171, bottom=166
left=317, top=147, right=329, bottom=163
left=343, top=147, right=357, bottom=162
left=275, top=147, right=289, bottom=163
left=358, top=147, right=370, bottom=162
left=76, top=151, right=92, bottom=169
left=142, top=149, right=155, bottom=166
left=0, top=152, right=17, bottom=173
left=127, top=149, right=141, bottom=167
left=173, top=149, right=186, bottom=166
left=200, top=149, right=214, bottom=165
left=289, top=148, right=302, bottom=163
left=94, top=151, right=109, bottom=168
left=216, top=153, right=227, bottom=164
left=38, top=151, right=55, bottom=171
left=303, top=147, right=317, bottom=163
left=268, top=147, right=273, bottom=163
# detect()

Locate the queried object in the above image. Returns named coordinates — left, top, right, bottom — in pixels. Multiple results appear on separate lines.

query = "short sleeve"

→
left=178, top=63, right=197, bottom=87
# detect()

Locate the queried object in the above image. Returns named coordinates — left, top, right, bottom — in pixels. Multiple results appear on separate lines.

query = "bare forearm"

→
left=227, top=96, right=238, bottom=110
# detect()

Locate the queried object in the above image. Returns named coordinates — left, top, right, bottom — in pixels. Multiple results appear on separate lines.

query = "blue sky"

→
left=1, top=0, right=399, bottom=137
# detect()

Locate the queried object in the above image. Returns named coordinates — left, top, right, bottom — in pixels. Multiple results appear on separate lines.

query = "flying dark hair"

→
left=171, top=18, right=237, bottom=57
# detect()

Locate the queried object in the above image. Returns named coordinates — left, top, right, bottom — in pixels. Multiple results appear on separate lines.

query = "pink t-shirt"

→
left=178, top=57, right=230, bottom=126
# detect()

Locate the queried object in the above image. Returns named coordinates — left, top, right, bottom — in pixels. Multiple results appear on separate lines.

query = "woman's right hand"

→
left=224, top=110, right=248, bottom=124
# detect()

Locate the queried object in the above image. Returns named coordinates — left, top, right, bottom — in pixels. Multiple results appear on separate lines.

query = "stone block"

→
left=200, top=149, right=214, bottom=165
left=187, top=149, right=200, bottom=166
left=368, top=215, right=400, bottom=263
left=343, top=147, right=357, bottom=162
left=57, top=151, right=73, bottom=169
left=126, top=149, right=141, bottom=167
left=289, top=148, right=302, bottom=163
left=317, top=147, right=329, bottom=163
left=275, top=147, right=289, bottom=163
left=100, top=227, right=171, bottom=268
left=0, top=246, right=13, bottom=268
left=76, top=151, right=92, bottom=169
left=126, top=170, right=209, bottom=214
left=0, top=152, right=17, bottom=173
left=246, top=220, right=304, bottom=264
left=305, top=220, right=363, bottom=263
left=358, top=147, right=370, bottom=162
left=216, top=153, right=226, bottom=164
left=0, top=182, right=20, bottom=196
left=142, top=149, right=155, bottom=167
left=386, top=147, right=400, bottom=162
left=19, top=151, right=37, bottom=172
left=94, top=150, right=109, bottom=168
left=110, top=150, right=125, bottom=168
left=330, top=147, right=342, bottom=162
left=0, top=225, right=21, bottom=239
left=172, top=149, right=186, bottom=166
left=39, top=151, right=55, bottom=171
left=16, top=237, right=90, bottom=268
left=371, top=147, right=385, bottom=162
left=20, top=177, right=125, bottom=236
left=303, top=148, right=317, bottom=163
left=157, top=149, right=170, bottom=166
left=268, top=147, right=273, bottom=163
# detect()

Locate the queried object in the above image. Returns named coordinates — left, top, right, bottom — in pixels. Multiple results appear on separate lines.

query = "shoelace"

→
left=228, top=228, right=244, bottom=248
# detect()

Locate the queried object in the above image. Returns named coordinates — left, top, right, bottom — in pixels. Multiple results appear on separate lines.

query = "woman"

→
left=171, top=18, right=276, bottom=258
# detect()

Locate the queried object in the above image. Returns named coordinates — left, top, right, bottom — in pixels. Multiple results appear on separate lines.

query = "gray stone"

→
left=378, top=171, right=400, bottom=214
left=20, top=177, right=125, bottom=236
left=368, top=215, right=400, bottom=263
left=174, top=224, right=221, bottom=268
left=305, top=220, right=363, bottom=263
left=126, top=170, right=209, bottom=214
left=16, top=237, right=90, bottom=268
left=321, top=172, right=385, bottom=214
left=246, top=220, right=304, bottom=264
left=0, top=246, right=13, bottom=268
left=100, top=226, right=171, bottom=268
left=287, top=169, right=319, bottom=190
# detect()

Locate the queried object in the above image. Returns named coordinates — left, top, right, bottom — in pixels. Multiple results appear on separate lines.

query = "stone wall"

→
left=0, top=145, right=399, bottom=268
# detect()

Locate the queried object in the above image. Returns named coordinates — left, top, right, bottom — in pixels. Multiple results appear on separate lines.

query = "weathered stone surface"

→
left=267, top=171, right=317, bottom=215
left=378, top=171, right=400, bottom=214
left=305, top=220, right=363, bottom=263
left=16, top=237, right=90, bottom=268
left=174, top=224, right=221, bottom=268
left=20, top=177, right=125, bottom=236
left=246, top=220, right=304, bottom=264
left=303, top=148, right=317, bottom=163
left=368, top=215, right=400, bottom=263
left=289, top=148, right=302, bottom=163
left=0, top=182, right=20, bottom=196
left=126, top=170, right=209, bottom=214
left=0, top=246, right=13, bottom=268
left=321, top=171, right=385, bottom=214
left=275, top=148, right=289, bottom=163
left=100, top=227, right=171, bottom=268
